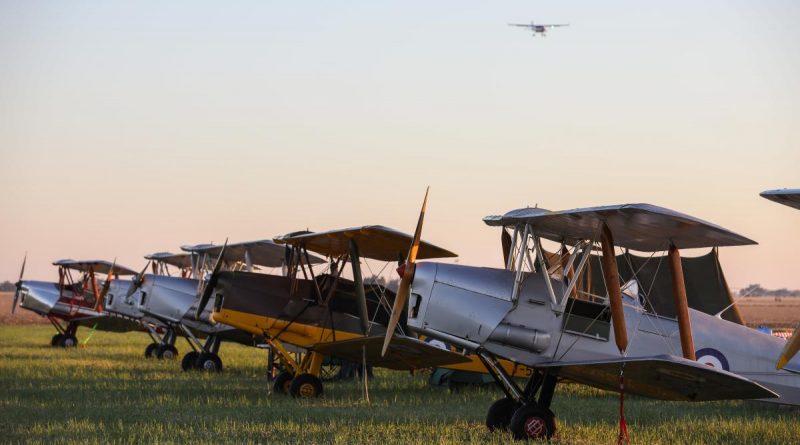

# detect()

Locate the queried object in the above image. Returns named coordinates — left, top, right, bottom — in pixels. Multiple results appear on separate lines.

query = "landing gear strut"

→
left=267, top=339, right=325, bottom=398
left=49, top=318, right=78, bottom=348
left=480, top=352, right=559, bottom=440
left=144, top=326, right=178, bottom=359
left=179, top=328, right=223, bottom=372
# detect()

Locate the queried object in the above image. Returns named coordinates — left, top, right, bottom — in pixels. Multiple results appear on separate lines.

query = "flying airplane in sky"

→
left=509, top=21, right=569, bottom=37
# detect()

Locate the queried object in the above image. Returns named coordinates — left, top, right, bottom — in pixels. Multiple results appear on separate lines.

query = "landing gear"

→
left=196, top=352, right=223, bottom=372
left=178, top=330, right=224, bottom=372
left=509, top=404, right=556, bottom=440
left=273, top=371, right=294, bottom=395
left=144, top=343, right=159, bottom=358
left=181, top=351, right=199, bottom=371
left=57, top=335, right=78, bottom=348
left=479, top=352, right=559, bottom=440
left=486, top=397, right=520, bottom=431
left=156, top=344, right=179, bottom=360
left=49, top=319, right=78, bottom=348
left=289, top=373, right=324, bottom=398
left=267, top=342, right=325, bottom=398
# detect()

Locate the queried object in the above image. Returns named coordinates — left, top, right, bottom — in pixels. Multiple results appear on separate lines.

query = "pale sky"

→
left=1, top=1, right=799, bottom=290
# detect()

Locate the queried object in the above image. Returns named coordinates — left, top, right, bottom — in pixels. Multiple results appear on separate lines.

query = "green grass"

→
left=0, top=325, right=796, bottom=444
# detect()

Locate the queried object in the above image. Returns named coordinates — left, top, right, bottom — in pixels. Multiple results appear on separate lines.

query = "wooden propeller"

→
left=381, top=187, right=429, bottom=357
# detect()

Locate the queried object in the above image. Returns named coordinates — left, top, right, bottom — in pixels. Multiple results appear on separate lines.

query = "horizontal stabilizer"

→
left=536, top=354, right=777, bottom=401
left=311, top=336, right=470, bottom=370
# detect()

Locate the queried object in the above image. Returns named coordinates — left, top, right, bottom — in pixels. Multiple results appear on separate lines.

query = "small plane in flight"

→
left=509, top=21, right=569, bottom=37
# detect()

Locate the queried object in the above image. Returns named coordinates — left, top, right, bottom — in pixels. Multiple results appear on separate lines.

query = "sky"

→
left=1, top=1, right=799, bottom=290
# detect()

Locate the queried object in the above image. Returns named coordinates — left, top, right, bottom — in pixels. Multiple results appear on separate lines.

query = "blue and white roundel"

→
left=695, top=348, right=730, bottom=371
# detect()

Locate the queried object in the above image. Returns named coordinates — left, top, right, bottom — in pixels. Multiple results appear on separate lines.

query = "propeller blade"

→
left=126, top=261, right=151, bottom=299
left=97, top=258, right=117, bottom=306
left=18, top=252, right=26, bottom=282
left=777, top=323, right=800, bottom=369
left=382, top=187, right=429, bottom=357
left=11, top=253, right=27, bottom=314
left=195, top=239, right=228, bottom=320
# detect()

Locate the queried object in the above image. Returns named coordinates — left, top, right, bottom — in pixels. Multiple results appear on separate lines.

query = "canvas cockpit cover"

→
left=273, top=225, right=457, bottom=261
left=52, top=260, right=137, bottom=276
left=145, top=252, right=193, bottom=269
left=579, top=249, right=744, bottom=324
left=181, top=239, right=323, bottom=267
left=484, top=204, right=756, bottom=251
left=761, top=188, right=800, bottom=211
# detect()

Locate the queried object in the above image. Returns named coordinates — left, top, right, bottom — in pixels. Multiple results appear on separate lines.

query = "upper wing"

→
left=274, top=225, right=457, bottom=261
left=509, top=24, right=535, bottom=28
left=536, top=354, right=776, bottom=401
left=484, top=203, right=755, bottom=251
left=760, top=188, right=800, bottom=211
left=52, top=259, right=137, bottom=276
left=310, top=336, right=471, bottom=370
left=543, top=24, right=569, bottom=28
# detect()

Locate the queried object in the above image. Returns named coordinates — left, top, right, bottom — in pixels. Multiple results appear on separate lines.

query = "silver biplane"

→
left=12, top=259, right=143, bottom=347
left=103, top=252, right=194, bottom=358
left=382, top=195, right=800, bottom=440
left=123, top=240, right=312, bottom=371
left=761, top=188, right=800, bottom=370
left=509, top=21, right=569, bottom=37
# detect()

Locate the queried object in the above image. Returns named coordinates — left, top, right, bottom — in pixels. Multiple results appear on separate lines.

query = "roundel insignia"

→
left=695, top=348, right=730, bottom=371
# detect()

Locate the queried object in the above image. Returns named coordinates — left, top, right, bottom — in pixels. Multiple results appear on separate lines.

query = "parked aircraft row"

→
left=11, top=188, right=800, bottom=440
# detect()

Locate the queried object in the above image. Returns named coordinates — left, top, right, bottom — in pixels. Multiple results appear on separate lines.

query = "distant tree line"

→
left=0, top=281, right=16, bottom=292
left=740, top=283, right=800, bottom=297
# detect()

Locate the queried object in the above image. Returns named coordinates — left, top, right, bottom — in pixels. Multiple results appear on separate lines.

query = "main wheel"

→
left=273, top=371, right=294, bottom=395
left=144, top=343, right=159, bottom=358
left=196, top=352, right=223, bottom=372
left=51, top=334, right=64, bottom=347
left=181, top=351, right=200, bottom=371
left=509, top=404, right=556, bottom=440
left=486, top=397, right=521, bottom=432
left=157, top=344, right=178, bottom=360
left=289, top=373, right=323, bottom=399
left=58, top=335, right=78, bottom=348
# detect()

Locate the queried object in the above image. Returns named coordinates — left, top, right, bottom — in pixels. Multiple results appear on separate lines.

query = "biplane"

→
left=761, top=188, right=800, bottom=370
left=103, top=252, right=194, bottom=358
left=381, top=196, right=800, bottom=440
left=123, top=240, right=296, bottom=371
left=12, top=259, right=142, bottom=347
left=199, top=224, right=535, bottom=398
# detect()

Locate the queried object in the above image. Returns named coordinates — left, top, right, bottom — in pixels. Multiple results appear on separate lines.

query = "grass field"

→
left=0, top=326, right=797, bottom=444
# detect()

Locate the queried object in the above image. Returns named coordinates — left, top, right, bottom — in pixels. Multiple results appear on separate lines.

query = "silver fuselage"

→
left=137, top=274, right=233, bottom=335
left=407, top=262, right=800, bottom=405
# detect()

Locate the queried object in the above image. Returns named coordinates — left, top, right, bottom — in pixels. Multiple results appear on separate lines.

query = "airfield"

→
left=0, top=293, right=796, bottom=445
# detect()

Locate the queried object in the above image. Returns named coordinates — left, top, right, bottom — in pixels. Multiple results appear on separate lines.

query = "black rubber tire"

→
left=58, top=335, right=78, bottom=348
left=486, top=397, right=521, bottom=432
left=289, top=373, right=324, bottom=399
left=51, top=334, right=64, bottom=347
left=196, top=352, right=223, bottom=372
left=157, top=344, right=179, bottom=360
left=144, top=343, right=159, bottom=358
left=509, top=404, right=556, bottom=441
left=181, top=351, right=199, bottom=371
left=273, top=371, right=294, bottom=395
